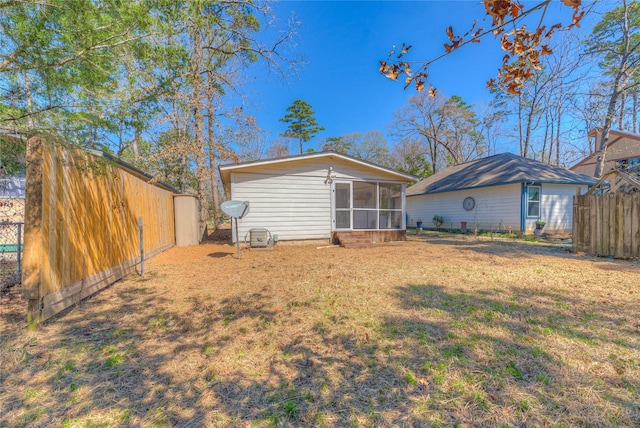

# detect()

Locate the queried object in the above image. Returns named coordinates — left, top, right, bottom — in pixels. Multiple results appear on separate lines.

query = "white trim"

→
left=402, top=184, right=406, bottom=229
left=333, top=180, right=352, bottom=231
left=219, top=152, right=417, bottom=182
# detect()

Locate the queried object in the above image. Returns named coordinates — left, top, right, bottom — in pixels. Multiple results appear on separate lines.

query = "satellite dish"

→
left=221, top=200, right=250, bottom=219
left=221, top=200, right=250, bottom=260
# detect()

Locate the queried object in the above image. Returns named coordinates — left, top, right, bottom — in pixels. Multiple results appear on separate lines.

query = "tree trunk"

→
left=518, top=94, right=524, bottom=156
left=542, top=109, right=550, bottom=163
left=190, top=26, right=209, bottom=242
left=634, top=88, right=638, bottom=133
left=619, top=89, right=626, bottom=130
left=594, top=89, right=621, bottom=177
left=132, top=107, right=140, bottom=161
left=522, top=97, right=537, bottom=159
left=207, top=71, right=221, bottom=228
left=555, top=101, right=561, bottom=166
left=25, top=71, right=34, bottom=130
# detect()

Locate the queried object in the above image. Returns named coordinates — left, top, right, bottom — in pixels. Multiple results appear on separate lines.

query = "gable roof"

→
left=570, top=129, right=640, bottom=170
left=219, top=151, right=418, bottom=189
left=407, top=153, right=597, bottom=197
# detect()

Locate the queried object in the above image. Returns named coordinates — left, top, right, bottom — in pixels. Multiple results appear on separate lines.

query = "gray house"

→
left=406, top=153, right=597, bottom=234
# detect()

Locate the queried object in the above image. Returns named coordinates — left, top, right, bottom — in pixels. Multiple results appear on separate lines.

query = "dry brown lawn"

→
left=1, top=234, right=639, bottom=427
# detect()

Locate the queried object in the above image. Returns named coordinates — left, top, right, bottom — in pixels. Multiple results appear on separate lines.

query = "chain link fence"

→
left=0, top=221, right=23, bottom=291
left=1, top=176, right=25, bottom=291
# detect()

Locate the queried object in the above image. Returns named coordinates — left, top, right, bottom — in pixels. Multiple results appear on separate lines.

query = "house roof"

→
left=219, top=151, right=418, bottom=191
left=407, top=153, right=597, bottom=197
left=570, top=129, right=640, bottom=170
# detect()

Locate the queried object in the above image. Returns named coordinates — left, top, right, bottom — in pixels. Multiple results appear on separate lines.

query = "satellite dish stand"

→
left=220, top=200, right=250, bottom=259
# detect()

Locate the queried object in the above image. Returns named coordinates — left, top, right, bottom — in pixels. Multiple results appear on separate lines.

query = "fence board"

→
left=631, top=193, right=640, bottom=257
left=588, top=196, right=602, bottom=254
left=573, top=193, right=640, bottom=259
left=623, top=195, right=632, bottom=257
left=615, top=194, right=623, bottom=258
left=23, top=137, right=176, bottom=326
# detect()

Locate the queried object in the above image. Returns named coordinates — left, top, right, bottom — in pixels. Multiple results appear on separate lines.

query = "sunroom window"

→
left=337, top=181, right=404, bottom=230
left=379, top=183, right=402, bottom=229
left=353, top=182, right=377, bottom=229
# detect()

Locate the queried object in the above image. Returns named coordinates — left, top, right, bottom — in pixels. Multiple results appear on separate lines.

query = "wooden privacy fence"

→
left=573, top=193, right=640, bottom=258
left=22, top=136, right=176, bottom=325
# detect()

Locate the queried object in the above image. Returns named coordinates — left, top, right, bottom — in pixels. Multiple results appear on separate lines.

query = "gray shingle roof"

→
left=407, top=153, right=597, bottom=197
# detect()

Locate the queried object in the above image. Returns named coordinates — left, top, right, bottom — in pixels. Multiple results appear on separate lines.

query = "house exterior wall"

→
left=534, top=184, right=587, bottom=233
left=571, top=131, right=640, bottom=192
left=407, top=184, right=521, bottom=232
left=229, top=157, right=408, bottom=242
left=407, top=183, right=588, bottom=234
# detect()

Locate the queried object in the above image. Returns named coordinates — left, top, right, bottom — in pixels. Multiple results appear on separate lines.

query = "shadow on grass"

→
left=1, top=278, right=638, bottom=426
left=208, top=251, right=234, bottom=259
left=413, top=235, right=640, bottom=272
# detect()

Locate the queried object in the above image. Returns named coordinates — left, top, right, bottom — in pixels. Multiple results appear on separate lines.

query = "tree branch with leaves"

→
left=379, top=0, right=587, bottom=95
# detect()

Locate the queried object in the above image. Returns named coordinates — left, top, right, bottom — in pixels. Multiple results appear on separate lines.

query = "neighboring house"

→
left=0, top=175, right=26, bottom=223
left=219, top=151, right=417, bottom=243
left=570, top=129, right=640, bottom=192
left=406, top=153, right=597, bottom=234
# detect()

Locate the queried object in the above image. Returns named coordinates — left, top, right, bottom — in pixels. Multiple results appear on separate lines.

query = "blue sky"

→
left=241, top=0, right=600, bottom=155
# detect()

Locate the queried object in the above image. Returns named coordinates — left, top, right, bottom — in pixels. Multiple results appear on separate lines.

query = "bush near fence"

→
left=22, top=136, right=176, bottom=326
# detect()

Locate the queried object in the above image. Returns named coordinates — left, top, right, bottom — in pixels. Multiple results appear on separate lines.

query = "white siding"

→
left=407, top=184, right=521, bottom=232
left=408, top=183, right=589, bottom=234
left=535, top=184, right=587, bottom=233
left=229, top=157, right=408, bottom=242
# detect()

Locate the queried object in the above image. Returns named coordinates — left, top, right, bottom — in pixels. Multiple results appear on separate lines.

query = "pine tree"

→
left=279, top=100, right=324, bottom=154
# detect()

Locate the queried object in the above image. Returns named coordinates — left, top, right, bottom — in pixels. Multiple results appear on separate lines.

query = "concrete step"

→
left=335, top=232, right=373, bottom=249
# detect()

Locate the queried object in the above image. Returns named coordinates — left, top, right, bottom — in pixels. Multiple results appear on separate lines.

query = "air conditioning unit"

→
left=249, top=228, right=270, bottom=248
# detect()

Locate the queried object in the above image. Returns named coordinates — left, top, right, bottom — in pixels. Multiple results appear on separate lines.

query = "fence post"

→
left=23, top=136, right=45, bottom=329
left=139, top=216, right=144, bottom=276
left=16, top=222, right=22, bottom=279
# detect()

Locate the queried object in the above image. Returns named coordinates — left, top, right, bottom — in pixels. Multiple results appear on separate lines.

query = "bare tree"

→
left=391, top=92, right=483, bottom=171
left=391, top=92, right=448, bottom=172
left=589, top=0, right=640, bottom=177
left=388, top=138, right=432, bottom=180
left=266, top=140, right=290, bottom=158
left=342, top=131, right=389, bottom=165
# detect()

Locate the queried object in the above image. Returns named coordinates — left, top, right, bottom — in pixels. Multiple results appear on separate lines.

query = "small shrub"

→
left=505, top=361, right=523, bottom=380
left=103, top=354, right=124, bottom=369
left=282, top=400, right=299, bottom=419
left=404, top=370, right=417, bottom=385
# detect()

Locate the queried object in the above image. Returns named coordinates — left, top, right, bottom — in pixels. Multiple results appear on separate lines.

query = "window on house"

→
left=527, top=185, right=540, bottom=218
left=617, top=157, right=640, bottom=172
